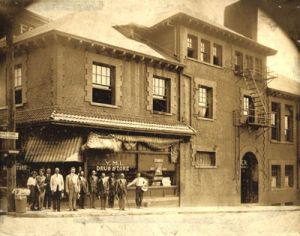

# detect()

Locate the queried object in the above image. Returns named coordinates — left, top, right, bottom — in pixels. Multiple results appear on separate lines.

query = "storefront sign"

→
left=0, top=131, right=19, bottom=140
left=96, top=159, right=130, bottom=172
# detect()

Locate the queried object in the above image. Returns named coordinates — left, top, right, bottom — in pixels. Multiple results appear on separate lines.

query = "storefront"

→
left=82, top=132, right=181, bottom=205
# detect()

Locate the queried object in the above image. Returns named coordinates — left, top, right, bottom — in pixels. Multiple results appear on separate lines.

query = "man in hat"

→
left=127, top=172, right=147, bottom=209
left=98, top=173, right=109, bottom=210
left=108, top=172, right=116, bottom=208
left=89, top=170, right=98, bottom=209
left=66, top=167, right=80, bottom=211
left=116, top=173, right=127, bottom=210
left=44, top=168, right=52, bottom=209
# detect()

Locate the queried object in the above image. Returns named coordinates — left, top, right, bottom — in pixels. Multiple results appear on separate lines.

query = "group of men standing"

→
left=27, top=167, right=148, bottom=211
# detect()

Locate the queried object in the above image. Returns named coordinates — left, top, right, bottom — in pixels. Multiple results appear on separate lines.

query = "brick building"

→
left=0, top=9, right=299, bottom=208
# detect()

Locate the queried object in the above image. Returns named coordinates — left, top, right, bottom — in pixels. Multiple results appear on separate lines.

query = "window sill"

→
left=90, top=102, right=118, bottom=109
left=152, top=111, right=173, bottom=116
left=196, top=117, right=215, bottom=122
left=270, top=140, right=295, bottom=145
left=197, top=166, right=217, bottom=169
left=0, top=104, right=24, bottom=110
left=185, top=57, right=224, bottom=70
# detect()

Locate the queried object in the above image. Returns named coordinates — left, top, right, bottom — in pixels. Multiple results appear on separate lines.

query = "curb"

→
left=2, top=207, right=300, bottom=218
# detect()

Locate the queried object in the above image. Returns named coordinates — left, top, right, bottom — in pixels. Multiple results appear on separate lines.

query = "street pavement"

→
left=0, top=206, right=300, bottom=236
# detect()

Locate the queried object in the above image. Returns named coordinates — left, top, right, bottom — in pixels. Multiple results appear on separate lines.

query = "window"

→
left=92, top=62, right=115, bottom=105
left=243, top=96, right=255, bottom=123
left=234, top=51, right=243, bottom=72
left=245, top=55, right=253, bottom=71
left=153, top=76, right=170, bottom=113
left=200, top=39, right=210, bottom=63
left=285, top=165, right=294, bottom=188
left=195, top=151, right=216, bottom=167
left=212, top=43, right=222, bottom=66
left=284, top=105, right=293, bottom=142
left=271, top=102, right=280, bottom=141
left=271, top=165, right=281, bottom=188
left=198, top=86, right=213, bottom=119
left=255, top=58, right=263, bottom=79
left=187, top=34, right=198, bottom=59
left=14, top=65, right=22, bottom=105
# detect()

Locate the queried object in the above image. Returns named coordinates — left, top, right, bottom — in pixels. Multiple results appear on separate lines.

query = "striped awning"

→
left=24, top=135, right=83, bottom=163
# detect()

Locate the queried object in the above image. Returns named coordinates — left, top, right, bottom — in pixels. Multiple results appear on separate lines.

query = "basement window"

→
left=92, top=62, right=115, bottom=105
left=200, top=39, right=210, bottom=63
left=271, top=165, right=281, bottom=189
left=195, top=151, right=216, bottom=167
left=284, top=105, right=293, bottom=142
left=187, top=34, right=198, bottom=59
left=271, top=102, right=280, bottom=141
left=14, top=65, right=22, bottom=105
left=152, top=76, right=170, bottom=113
left=212, top=43, right=222, bottom=66
left=285, top=165, right=294, bottom=188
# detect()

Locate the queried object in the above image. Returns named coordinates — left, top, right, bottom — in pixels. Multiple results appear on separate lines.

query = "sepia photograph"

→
left=0, top=0, right=299, bottom=235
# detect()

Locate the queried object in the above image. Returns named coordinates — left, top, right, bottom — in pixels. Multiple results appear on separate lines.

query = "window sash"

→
left=153, top=77, right=166, bottom=98
left=92, top=64, right=111, bottom=87
left=14, top=66, right=22, bottom=87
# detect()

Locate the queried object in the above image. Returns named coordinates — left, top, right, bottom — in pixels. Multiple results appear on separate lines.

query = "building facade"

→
left=0, top=9, right=299, bottom=209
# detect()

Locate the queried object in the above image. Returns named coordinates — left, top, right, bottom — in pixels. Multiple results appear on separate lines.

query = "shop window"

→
left=245, top=55, right=254, bottom=72
left=187, top=34, right=198, bottom=59
left=271, top=165, right=281, bottom=188
left=212, top=43, right=222, bottom=66
left=284, top=105, right=293, bottom=142
left=14, top=65, right=22, bottom=105
left=92, top=62, right=115, bottom=105
left=243, top=95, right=255, bottom=123
left=271, top=102, right=280, bottom=141
left=153, top=76, right=170, bottom=113
left=200, top=39, right=210, bottom=63
left=255, top=57, right=263, bottom=79
left=285, top=165, right=293, bottom=188
left=195, top=151, right=216, bottom=167
left=198, top=86, right=213, bottom=119
left=234, top=51, right=243, bottom=73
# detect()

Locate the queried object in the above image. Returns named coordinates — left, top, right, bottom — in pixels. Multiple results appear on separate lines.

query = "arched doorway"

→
left=241, top=152, right=258, bottom=203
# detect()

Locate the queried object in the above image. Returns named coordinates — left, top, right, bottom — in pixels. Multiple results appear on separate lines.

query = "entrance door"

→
left=241, top=152, right=258, bottom=203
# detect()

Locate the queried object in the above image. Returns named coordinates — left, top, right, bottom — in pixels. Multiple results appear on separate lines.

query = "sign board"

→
left=0, top=131, right=19, bottom=140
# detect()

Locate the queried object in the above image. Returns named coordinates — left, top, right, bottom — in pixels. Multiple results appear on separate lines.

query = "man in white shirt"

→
left=127, top=172, right=147, bottom=208
left=27, top=171, right=38, bottom=211
left=66, top=167, right=80, bottom=211
left=50, top=168, right=64, bottom=212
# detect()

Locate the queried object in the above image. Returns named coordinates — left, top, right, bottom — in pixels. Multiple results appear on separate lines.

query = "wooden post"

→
left=5, top=19, right=17, bottom=212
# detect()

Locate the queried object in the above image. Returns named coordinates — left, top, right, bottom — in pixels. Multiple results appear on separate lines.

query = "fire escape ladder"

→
left=243, top=69, right=269, bottom=126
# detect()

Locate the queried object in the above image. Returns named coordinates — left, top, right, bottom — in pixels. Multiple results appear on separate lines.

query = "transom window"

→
left=92, top=62, right=115, bottom=105
left=14, top=65, right=22, bottom=105
left=152, top=76, right=170, bottom=113
left=198, top=86, right=212, bottom=119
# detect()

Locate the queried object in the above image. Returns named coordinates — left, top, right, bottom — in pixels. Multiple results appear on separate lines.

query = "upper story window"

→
left=212, top=43, right=222, bottom=66
left=200, top=39, right=210, bottom=63
left=234, top=51, right=243, bottom=72
left=271, top=165, right=281, bottom=188
left=14, top=65, right=22, bottom=105
left=245, top=55, right=254, bottom=71
left=198, top=86, right=213, bottom=119
left=255, top=58, right=263, bottom=79
left=285, top=165, right=294, bottom=188
left=271, top=102, right=281, bottom=141
left=284, top=105, right=293, bottom=142
left=187, top=34, right=198, bottom=59
left=243, top=95, right=255, bottom=123
left=153, top=76, right=170, bottom=113
left=92, top=62, right=115, bottom=105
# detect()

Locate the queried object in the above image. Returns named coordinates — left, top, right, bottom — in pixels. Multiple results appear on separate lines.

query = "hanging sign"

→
left=0, top=131, right=19, bottom=140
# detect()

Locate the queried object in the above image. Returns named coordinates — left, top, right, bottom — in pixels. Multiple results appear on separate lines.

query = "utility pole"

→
left=5, top=14, right=16, bottom=213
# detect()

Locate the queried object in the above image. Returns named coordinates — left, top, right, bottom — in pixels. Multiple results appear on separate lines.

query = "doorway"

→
left=241, top=152, right=258, bottom=203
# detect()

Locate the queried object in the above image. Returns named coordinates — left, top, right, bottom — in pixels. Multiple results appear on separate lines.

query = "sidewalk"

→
left=3, top=205, right=300, bottom=218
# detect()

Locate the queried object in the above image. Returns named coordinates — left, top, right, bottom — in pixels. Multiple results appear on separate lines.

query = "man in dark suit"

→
left=44, top=168, right=52, bottom=209
left=108, top=172, right=116, bottom=208
left=98, top=173, right=109, bottom=210
left=78, top=171, right=89, bottom=209
left=89, top=170, right=98, bottom=209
